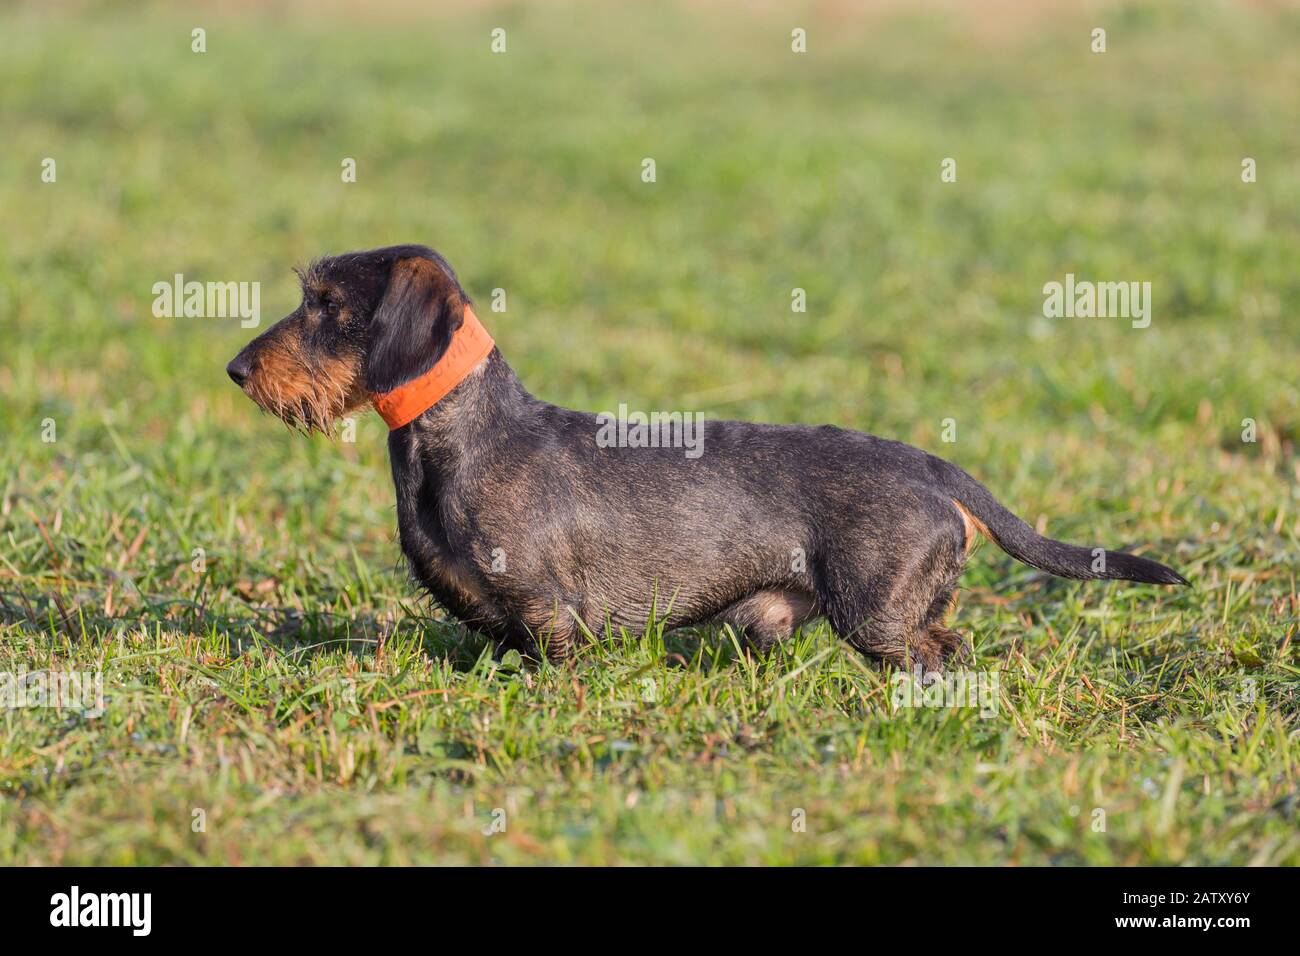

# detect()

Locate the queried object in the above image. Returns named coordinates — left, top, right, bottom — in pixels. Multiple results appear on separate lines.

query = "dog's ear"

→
left=365, top=257, right=466, bottom=393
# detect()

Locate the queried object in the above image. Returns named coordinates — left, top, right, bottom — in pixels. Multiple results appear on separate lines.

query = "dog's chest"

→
left=415, top=549, right=492, bottom=620
left=388, top=445, right=501, bottom=626
left=394, top=505, right=496, bottom=623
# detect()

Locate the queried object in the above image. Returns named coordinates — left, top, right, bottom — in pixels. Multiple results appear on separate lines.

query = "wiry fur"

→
left=229, top=245, right=1189, bottom=673
left=241, top=344, right=359, bottom=435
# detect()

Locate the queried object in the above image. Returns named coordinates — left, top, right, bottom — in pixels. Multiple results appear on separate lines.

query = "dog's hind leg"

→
left=819, top=506, right=970, bottom=673
left=717, top=589, right=819, bottom=654
left=921, top=574, right=970, bottom=667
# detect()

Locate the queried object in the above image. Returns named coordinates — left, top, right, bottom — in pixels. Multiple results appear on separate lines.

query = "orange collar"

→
left=369, top=305, right=496, bottom=430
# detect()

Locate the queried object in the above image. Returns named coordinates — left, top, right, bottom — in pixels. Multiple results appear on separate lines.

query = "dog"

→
left=227, top=244, right=1187, bottom=671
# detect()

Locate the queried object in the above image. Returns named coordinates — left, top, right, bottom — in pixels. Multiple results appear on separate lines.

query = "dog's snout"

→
left=226, top=353, right=253, bottom=387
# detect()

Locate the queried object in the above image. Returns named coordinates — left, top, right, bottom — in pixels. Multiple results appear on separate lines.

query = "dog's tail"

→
left=938, top=459, right=1188, bottom=586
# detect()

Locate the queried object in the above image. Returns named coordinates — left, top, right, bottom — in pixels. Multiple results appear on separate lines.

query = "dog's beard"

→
left=243, top=354, right=362, bottom=436
left=247, top=379, right=341, bottom=435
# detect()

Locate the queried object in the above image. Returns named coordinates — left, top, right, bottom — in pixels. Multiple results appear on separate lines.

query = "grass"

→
left=0, top=0, right=1297, bottom=865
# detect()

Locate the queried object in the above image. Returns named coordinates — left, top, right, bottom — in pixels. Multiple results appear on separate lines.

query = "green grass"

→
left=1, top=0, right=1298, bottom=865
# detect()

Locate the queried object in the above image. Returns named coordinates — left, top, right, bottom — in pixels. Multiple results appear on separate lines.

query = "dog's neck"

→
left=372, top=306, right=536, bottom=473
left=370, top=306, right=496, bottom=429
left=394, top=348, right=535, bottom=470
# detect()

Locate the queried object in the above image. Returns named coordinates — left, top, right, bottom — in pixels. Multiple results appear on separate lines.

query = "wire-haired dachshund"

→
left=227, top=244, right=1187, bottom=672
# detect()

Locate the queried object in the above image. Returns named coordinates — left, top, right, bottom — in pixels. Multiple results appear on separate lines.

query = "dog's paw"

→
left=927, top=624, right=971, bottom=668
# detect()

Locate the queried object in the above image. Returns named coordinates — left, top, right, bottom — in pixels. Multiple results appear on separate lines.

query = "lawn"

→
left=0, top=0, right=1297, bottom=865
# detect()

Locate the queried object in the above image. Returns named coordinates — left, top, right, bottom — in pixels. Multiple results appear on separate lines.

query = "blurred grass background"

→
left=0, top=0, right=1297, bottom=864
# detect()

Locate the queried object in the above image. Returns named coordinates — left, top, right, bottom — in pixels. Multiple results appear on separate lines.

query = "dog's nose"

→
left=226, top=354, right=252, bottom=387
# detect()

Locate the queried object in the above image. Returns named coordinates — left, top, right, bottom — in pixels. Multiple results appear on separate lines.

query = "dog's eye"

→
left=321, top=297, right=339, bottom=318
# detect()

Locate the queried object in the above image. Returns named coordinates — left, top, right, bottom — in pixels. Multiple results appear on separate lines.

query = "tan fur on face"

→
left=243, top=334, right=365, bottom=435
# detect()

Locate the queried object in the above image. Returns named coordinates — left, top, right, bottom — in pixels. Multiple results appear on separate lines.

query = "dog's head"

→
left=226, top=244, right=470, bottom=432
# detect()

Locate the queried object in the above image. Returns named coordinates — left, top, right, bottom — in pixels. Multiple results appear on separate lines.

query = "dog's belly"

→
left=461, top=460, right=823, bottom=635
left=716, top=588, right=820, bottom=633
left=563, top=533, right=814, bottom=633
